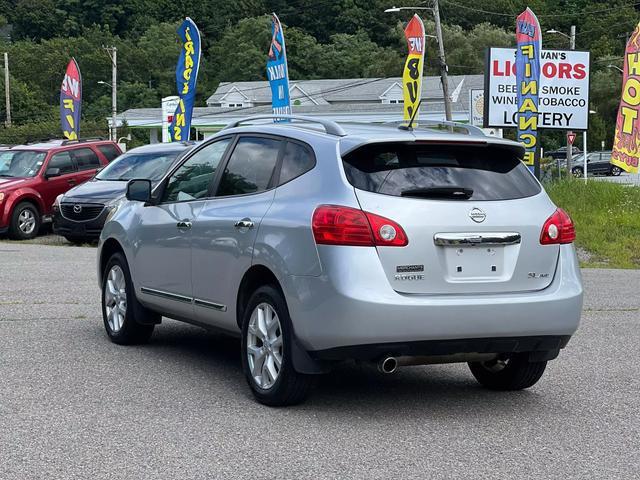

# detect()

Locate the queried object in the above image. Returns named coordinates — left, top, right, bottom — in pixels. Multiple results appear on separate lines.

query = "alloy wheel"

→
left=246, top=302, right=283, bottom=390
left=104, top=265, right=127, bottom=332
left=18, top=209, right=36, bottom=235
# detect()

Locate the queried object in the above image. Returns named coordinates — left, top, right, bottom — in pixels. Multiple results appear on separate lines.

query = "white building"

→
left=114, top=75, right=483, bottom=142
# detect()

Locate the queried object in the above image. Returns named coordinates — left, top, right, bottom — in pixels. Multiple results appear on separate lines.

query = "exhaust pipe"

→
left=378, top=356, right=398, bottom=374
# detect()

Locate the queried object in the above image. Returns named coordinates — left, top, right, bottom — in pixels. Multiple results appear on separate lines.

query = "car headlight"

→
left=0, top=192, right=4, bottom=204
left=52, top=194, right=63, bottom=211
left=104, top=196, right=126, bottom=223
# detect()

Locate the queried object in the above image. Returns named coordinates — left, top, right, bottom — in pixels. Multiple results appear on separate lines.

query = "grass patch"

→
left=545, top=180, right=640, bottom=269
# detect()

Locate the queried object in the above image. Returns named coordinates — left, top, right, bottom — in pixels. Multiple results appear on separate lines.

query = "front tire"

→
left=101, top=252, right=158, bottom=345
left=611, top=165, right=622, bottom=176
left=241, top=285, right=313, bottom=406
left=571, top=167, right=583, bottom=178
left=468, top=353, right=547, bottom=391
left=9, top=202, right=40, bottom=240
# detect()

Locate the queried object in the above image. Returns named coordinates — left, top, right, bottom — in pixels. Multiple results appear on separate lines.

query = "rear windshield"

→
left=342, top=142, right=541, bottom=201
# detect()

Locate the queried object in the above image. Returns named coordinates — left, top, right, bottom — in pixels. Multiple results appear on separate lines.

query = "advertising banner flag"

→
left=168, top=17, right=201, bottom=142
left=515, top=8, right=542, bottom=169
left=267, top=13, right=291, bottom=121
left=611, top=22, right=640, bottom=173
left=60, top=58, right=82, bottom=140
left=402, top=14, right=426, bottom=124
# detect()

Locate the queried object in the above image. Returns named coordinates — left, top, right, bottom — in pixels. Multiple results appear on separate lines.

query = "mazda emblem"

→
left=73, top=204, right=82, bottom=214
left=469, top=207, right=486, bottom=223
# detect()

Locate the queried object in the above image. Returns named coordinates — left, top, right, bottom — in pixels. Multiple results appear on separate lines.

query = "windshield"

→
left=96, top=151, right=182, bottom=181
left=0, top=150, right=47, bottom=178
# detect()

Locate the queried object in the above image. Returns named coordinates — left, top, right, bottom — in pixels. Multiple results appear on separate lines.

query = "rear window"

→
left=342, top=142, right=541, bottom=201
left=97, top=144, right=121, bottom=162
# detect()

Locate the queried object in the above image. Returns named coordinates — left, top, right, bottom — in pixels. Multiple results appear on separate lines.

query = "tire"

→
left=9, top=202, right=41, bottom=240
left=240, top=285, right=313, bottom=406
left=468, top=353, right=547, bottom=391
left=571, top=167, right=583, bottom=178
left=611, top=166, right=622, bottom=176
left=101, top=252, right=159, bottom=345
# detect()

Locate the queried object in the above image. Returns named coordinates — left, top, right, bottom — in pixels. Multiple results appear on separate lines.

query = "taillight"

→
left=312, top=205, right=408, bottom=247
left=540, top=208, right=575, bottom=245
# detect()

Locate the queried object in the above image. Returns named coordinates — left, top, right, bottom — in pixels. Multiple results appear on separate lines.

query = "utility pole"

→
left=104, top=46, right=117, bottom=141
left=4, top=52, right=10, bottom=127
left=432, top=0, right=452, bottom=121
left=565, top=25, right=576, bottom=177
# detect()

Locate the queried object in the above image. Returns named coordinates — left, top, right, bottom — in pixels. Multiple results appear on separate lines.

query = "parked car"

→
left=53, top=142, right=195, bottom=243
left=547, top=145, right=581, bottom=160
left=0, top=139, right=121, bottom=239
left=571, top=151, right=621, bottom=177
left=97, top=116, right=583, bottom=406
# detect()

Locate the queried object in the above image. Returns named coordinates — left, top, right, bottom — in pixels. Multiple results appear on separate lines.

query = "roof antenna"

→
left=398, top=100, right=422, bottom=131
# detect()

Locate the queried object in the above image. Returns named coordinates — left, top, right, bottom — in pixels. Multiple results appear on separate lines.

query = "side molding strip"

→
left=140, top=287, right=228, bottom=312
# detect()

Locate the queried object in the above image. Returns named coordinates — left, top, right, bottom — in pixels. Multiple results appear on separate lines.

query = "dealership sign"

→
left=485, top=47, right=590, bottom=130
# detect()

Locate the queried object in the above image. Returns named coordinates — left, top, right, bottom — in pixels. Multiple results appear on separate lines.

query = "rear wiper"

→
left=400, top=186, right=473, bottom=200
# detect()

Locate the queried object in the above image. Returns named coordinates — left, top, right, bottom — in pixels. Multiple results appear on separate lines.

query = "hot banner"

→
left=169, top=17, right=201, bottom=142
left=402, top=14, right=425, bottom=124
left=60, top=58, right=82, bottom=140
left=515, top=8, right=541, bottom=168
left=611, top=22, right=640, bottom=173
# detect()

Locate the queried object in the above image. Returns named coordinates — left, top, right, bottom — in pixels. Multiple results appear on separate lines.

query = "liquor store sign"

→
left=485, top=47, right=590, bottom=130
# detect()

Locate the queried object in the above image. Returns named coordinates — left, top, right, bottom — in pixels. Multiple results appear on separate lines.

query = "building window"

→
left=388, top=99, right=404, bottom=104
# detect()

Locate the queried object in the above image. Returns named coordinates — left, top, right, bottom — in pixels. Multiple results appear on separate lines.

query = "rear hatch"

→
left=342, top=141, right=559, bottom=295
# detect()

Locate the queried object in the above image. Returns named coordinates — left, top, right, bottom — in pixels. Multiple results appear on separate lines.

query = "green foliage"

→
left=0, top=0, right=635, bottom=149
left=0, top=118, right=107, bottom=144
left=545, top=180, right=640, bottom=268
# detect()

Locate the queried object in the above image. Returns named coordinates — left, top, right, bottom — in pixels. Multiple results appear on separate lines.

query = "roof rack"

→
left=384, top=120, right=485, bottom=137
left=61, top=137, right=106, bottom=145
left=224, top=115, right=347, bottom=137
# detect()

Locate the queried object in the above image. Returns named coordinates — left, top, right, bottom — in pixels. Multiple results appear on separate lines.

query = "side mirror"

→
left=45, top=167, right=61, bottom=179
left=126, top=179, right=152, bottom=203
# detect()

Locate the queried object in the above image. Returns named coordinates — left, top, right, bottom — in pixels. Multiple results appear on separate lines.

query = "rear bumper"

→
left=284, top=244, right=583, bottom=353
left=52, top=209, right=108, bottom=240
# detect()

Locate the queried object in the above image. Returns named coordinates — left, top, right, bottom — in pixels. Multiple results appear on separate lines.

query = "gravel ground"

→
left=0, top=243, right=638, bottom=479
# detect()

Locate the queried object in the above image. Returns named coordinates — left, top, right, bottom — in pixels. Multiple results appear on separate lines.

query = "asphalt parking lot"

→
left=1, top=243, right=638, bottom=479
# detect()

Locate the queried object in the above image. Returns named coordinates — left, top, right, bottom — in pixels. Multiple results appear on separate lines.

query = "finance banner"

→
left=267, top=13, right=291, bottom=121
left=168, top=17, right=201, bottom=142
left=485, top=48, right=590, bottom=130
left=402, top=14, right=425, bottom=124
left=515, top=8, right=541, bottom=167
left=611, top=22, right=640, bottom=173
left=60, top=58, right=82, bottom=140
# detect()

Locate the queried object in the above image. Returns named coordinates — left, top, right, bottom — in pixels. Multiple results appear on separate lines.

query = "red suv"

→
left=0, top=139, right=121, bottom=239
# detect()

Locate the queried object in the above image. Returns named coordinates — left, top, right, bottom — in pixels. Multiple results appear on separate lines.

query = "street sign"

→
left=484, top=48, right=591, bottom=130
left=567, top=132, right=576, bottom=145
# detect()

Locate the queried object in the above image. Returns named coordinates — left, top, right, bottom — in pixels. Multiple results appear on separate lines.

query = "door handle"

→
left=176, top=220, right=192, bottom=230
left=234, top=219, right=254, bottom=229
left=68, top=179, right=77, bottom=186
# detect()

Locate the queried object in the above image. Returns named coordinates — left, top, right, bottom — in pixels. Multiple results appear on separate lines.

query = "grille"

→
left=60, top=203, right=105, bottom=221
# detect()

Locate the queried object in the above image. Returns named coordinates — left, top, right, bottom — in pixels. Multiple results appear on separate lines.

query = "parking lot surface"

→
left=1, top=243, right=638, bottom=479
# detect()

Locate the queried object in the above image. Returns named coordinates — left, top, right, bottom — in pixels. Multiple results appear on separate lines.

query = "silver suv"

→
left=97, top=115, right=583, bottom=406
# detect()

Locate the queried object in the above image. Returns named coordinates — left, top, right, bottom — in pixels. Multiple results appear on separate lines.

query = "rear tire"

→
left=468, top=353, right=547, bottom=391
left=611, top=165, right=622, bottom=176
left=9, top=202, right=41, bottom=240
left=101, top=252, right=159, bottom=345
left=571, top=167, right=583, bottom=178
left=241, top=285, right=313, bottom=406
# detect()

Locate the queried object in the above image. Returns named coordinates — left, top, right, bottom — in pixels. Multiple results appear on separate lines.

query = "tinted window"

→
left=97, top=151, right=182, bottom=181
left=342, top=143, right=541, bottom=201
left=279, top=141, right=315, bottom=185
left=217, top=137, right=281, bottom=196
left=72, top=148, right=100, bottom=171
left=600, top=152, right=611, bottom=162
left=97, top=144, right=121, bottom=162
left=49, top=152, right=76, bottom=174
left=163, top=139, right=230, bottom=202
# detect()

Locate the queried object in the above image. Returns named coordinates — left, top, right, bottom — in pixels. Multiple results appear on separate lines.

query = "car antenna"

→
left=398, top=100, right=422, bottom=131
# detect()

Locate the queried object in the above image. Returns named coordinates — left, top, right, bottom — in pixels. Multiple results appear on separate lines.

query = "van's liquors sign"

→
left=485, top=47, right=590, bottom=130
